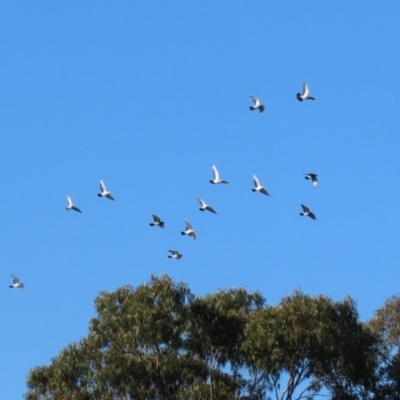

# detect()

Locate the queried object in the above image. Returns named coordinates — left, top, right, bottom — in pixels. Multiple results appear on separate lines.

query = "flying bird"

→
left=168, top=250, right=182, bottom=260
left=197, top=196, right=217, bottom=214
left=181, top=220, right=196, bottom=240
left=305, top=173, right=318, bottom=188
left=149, top=215, right=164, bottom=228
left=9, top=275, right=24, bottom=289
left=297, top=82, right=315, bottom=101
left=98, top=180, right=115, bottom=201
left=300, top=204, right=316, bottom=220
left=66, top=196, right=82, bottom=213
left=249, top=96, right=265, bottom=113
left=252, top=175, right=270, bottom=196
left=210, top=165, right=228, bottom=184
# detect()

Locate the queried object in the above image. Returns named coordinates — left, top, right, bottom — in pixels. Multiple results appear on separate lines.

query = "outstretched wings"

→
left=185, top=220, right=193, bottom=230
left=253, top=174, right=261, bottom=188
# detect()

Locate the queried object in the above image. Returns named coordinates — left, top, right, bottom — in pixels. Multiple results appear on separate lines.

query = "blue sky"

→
left=1, top=2, right=400, bottom=397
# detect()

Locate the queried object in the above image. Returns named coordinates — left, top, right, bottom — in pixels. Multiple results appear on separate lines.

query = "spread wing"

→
left=11, top=275, right=20, bottom=284
left=100, top=180, right=106, bottom=192
left=106, top=193, right=115, bottom=201
left=253, top=174, right=261, bottom=187
left=249, top=96, right=260, bottom=107
left=168, top=250, right=178, bottom=255
left=66, top=196, right=73, bottom=207
left=206, top=206, right=217, bottom=214
left=309, top=212, right=316, bottom=220
left=301, top=204, right=310, bottom=213
left=197, top=196, right=206, bottom=207
left=303, top=82, right=310, bottom=97
left=185, top=220, right=193, bottom=230
left=152, top=215, right=161, bottom=223
left=212, top=165, right=219, bottom=181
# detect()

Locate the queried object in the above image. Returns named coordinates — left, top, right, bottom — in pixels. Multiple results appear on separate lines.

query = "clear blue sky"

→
left=1, top=2, right=400, bottom=397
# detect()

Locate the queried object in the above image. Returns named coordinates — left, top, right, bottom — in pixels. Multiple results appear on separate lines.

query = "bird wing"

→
left=152, top=215, right=161, bottom=223
left=72, top=206, right=82, bottom=213
left=303, top=82, right=310, bottom=97
left=190, top=231, right=196, bottom=240
left=253, top=174, right=261, bottom=187
left=309, top=212, right=316, bottom=220
left=197, top=196, right=206, bottom=207
left=249, top=96, right=260, bottom=106
left=100, top=180, right=106, bottom=192
left=66, top=196, right=73, bottom=207
left=301, top=204, right=310, bottom=213
left=11, top=275, right=20, bottom=284
left=260, top=188, right=270, bottom=196
left=168, top=250, right=177, bottom=255
left=185, top=220, right=193, bottom=230
left=106, top=193, right=115, bottom=201
left=206, top=206, right=217, bottom=214
left=212, top=165, right=219, bottom=181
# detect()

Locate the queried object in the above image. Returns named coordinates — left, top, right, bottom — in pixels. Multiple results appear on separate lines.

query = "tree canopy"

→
left=25, top=275, right=399, bottom=400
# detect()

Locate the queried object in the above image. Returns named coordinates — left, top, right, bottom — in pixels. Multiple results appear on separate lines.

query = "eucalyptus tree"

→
left=243, top=291, right=377, bottom=400
left=25, top=278, right=379, bottom=400
left=368, top=294, right=400, bottom=399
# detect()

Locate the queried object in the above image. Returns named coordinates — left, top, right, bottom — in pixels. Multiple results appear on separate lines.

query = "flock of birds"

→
left=9, top=82, right=317, bottom=288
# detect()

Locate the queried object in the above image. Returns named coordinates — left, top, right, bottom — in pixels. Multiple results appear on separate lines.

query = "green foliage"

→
left=368, top=295, right=400, bottom=399
left=25, top=276, right=381, bottom=400
left=244, top=291, right=377, bottom=400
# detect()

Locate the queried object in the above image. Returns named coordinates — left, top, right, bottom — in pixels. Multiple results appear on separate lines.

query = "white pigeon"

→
left=252, top=174, right=270, bottom=196
left=197, top=196, right=217, bottom=214
left=305, top=173, right=318, bottom=188
left=9, top=275, right=24, bottom=289
left=150, top=214, right=164, bottom=228
left=98, top=180, right=115, bottom=201
left=168, top=250, right=182, bottom=260
left=249, top=96, right=265, bottom=113
left=181, top=220, right=196, bottom=240
left=66, top=196, right=82, bottom=213
left=210, top=165, right=228, bottom=184
left=300, top=204, right=316, bottom=220
left=297, top=82, right=315, bottom=101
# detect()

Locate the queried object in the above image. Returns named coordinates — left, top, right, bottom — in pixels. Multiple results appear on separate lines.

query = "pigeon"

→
left=181, top=220, right=196, bottom=240
left=197, top=196, right=217, bottom=214
left=249, top=96, right=265, bottom=113
left=9, top=275, right=24, bottom=289
left=297, top=82, right=315, bottom=101
left=305, top=173, right=318, bottom=188
left=300, top=204, right=316, bottom=220
left=150, top=215, right=164, bottom=228
left=98, top=180, right=115, bottom=201
left=66, top=196, right=82, bottom=213
left=168, top=250, right=182, bottom=260
left=210, top=165, right=228, bottom=184
left=252, top=174, right=270, bottom=195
